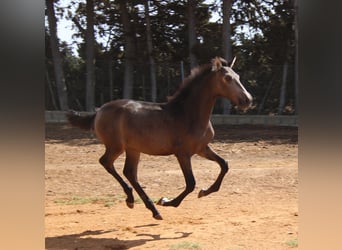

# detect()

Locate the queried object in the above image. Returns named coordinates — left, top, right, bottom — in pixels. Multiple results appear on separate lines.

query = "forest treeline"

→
left=45, top=0, right=298, bottom=115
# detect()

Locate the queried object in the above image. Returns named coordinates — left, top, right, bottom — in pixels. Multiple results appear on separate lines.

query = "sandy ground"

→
left=45, top=123, right=298, bottom=250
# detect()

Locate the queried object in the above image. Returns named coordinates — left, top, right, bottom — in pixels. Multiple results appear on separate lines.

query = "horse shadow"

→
left=45, top=226, right=192, bottom=250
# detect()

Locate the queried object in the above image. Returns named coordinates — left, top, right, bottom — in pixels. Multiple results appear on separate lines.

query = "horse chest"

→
left=172, top=128, right=213, bottom=153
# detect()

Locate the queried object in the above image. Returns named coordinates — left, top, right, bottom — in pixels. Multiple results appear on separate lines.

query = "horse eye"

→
left=225, top=75, right=232, bottom=81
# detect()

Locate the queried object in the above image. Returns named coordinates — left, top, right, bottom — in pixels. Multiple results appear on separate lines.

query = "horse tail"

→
left=66, top=110, right=96, bottom=131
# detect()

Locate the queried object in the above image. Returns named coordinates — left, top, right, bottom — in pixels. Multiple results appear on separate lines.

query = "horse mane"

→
left=167, top=63, right=212, bottom=103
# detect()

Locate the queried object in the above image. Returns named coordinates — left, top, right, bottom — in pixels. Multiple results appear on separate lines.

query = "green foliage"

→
left=45, top=0, right=296, bottom=114
left=54, top=196, right=102, bottom=205
left=54, top=195, right=120, bottom=206
left=169, top=241, right=201, bottom=250
left=286, top=238, right=298, bottom=247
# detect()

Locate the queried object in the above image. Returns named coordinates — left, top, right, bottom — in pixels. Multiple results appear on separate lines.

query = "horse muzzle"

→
left=237, top=93, right=253, bottom=111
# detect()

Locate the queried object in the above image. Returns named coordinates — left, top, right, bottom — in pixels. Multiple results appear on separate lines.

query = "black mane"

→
left=167, top=64, right=212, bottom=104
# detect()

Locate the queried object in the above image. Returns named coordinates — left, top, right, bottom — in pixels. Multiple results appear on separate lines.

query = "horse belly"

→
left=125, top=132, right=174, bottom=155
left=125, top=129, right=212, bottom=156
left=123, top=117, right=176, bottom=155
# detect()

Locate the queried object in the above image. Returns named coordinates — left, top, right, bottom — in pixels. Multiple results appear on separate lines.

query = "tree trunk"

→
left=85, top=0, right=96, bottom=111
left=46, top=0, right=68, bottom=110
left=108, top=58, right=114, bottom=100
left=45, top=70, right=58, bottom=110
left=278, top=61, right=288, bottom=115
left=144, top=0, right=157, bottom=102
left=221, top=0, right=233, bottom=114
left=258, top=74, right=276, bottom=114
left=294, top=0, right=299, bottom=115
left=188, top=0, right=198, bottom=69
left=119, top=0, right=135, bottom=99
left=222, top=0, right=233, bottom=62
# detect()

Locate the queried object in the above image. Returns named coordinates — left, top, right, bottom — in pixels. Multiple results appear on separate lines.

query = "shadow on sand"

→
left=45, top=227, right=192, bottom=250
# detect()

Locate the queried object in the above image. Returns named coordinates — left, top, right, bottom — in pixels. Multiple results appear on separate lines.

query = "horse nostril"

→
left=238, top=94, right=252, bottom=109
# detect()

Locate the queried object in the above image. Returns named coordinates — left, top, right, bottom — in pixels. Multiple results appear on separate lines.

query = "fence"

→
left=45, top=111, right=298, bottom=127
left=46, top=60, right=297, bottom=115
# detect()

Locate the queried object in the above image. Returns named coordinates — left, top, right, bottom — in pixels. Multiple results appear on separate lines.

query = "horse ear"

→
left=230, top=56, right=236, bottom=68
left=211, top=57, right=222, bottom=71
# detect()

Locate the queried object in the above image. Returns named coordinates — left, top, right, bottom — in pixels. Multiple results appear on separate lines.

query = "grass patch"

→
left=54, top=195, right=118, bottom=206
left=169, top=241, right=201, bottom=250
left=54, top=195, right=166, bottom=207
left=104, top=200, right=115, bottom=207
left=134, top=197, right=161, bottom=204
left=134, top=197, right=143, bottom=204
left=286, top=238, right=298, bottom=248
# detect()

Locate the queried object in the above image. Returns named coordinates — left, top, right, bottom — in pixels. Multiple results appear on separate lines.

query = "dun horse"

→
left=67, top=57, right=252, bottom=220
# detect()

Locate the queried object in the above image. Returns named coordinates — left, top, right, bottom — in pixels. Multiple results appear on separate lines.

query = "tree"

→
left=228, top=0, right=295, bottom=115
left=221, top=0, right=234, bottom=114
left=278, top=60, right=288, bottom=114
left=85, top=0, right=96, bottom=111
left=222, top=0, right=233, bottom=62
left=188, top=0, right=198, bottom=69
left=144, top=0, right=157, bottom=102
left=46, top=0, right=69, bottom=110
left=119, top=0, right=136, bottom=99
left=294, top=0, right=299, bottom=114
left=261, top=0, right=295, bottom=115
left=45, top=0, right=296, bottom=114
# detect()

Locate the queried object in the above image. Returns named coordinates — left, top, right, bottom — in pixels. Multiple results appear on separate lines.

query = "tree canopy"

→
left=45, top=0, right=297, bottom=115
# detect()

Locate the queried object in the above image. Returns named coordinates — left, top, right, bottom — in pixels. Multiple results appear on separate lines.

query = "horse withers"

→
left=66, top=57, right=252, bottom=220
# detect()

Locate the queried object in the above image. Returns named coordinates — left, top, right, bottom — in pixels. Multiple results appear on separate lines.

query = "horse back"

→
left=94, top=99, right=214, bottom=156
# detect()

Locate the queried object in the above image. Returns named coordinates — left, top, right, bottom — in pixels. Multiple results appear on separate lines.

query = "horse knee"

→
left=223, top=161, right=229, bottom=173
left=220, top=160, right=229, bottom=174
left=99, top=148, right=123, bottom=169
left=99, top=155, right=110, bottom=168
left=99, top=155, right=114, bottom=174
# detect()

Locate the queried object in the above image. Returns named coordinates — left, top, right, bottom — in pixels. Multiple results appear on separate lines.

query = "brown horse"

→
left=66, top=57, right=252, bottom=220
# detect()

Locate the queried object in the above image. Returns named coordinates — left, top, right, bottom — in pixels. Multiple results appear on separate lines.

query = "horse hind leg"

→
left=99, top=147, right=135, bottom=208
left=123, top=149, right=163, bottom=220
left=197, top=145, right=229, bottom=198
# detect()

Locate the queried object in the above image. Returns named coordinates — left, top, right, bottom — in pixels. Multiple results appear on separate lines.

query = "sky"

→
left=55, top=0, right=221, bottom=55
left=55, top=0, right=81, bottom=54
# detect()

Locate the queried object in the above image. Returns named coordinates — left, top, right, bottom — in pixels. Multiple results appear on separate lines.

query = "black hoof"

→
left=198, top=189, right=207, bottom=198
left=153, top=213, right=163, bottom=220
left=126, top=201, right=134, bottom=209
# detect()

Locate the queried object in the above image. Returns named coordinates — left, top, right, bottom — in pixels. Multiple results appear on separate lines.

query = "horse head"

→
left=211, top=57, right=253, bottom=111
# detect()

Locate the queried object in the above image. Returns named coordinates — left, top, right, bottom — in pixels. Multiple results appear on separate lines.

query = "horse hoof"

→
left=156, top=198, right=164, bottom=205
left=126, top=201, right=134, bottom=209
left=198, top=189, right=206, bottom=198
left=157, top=197, right=171, bottom=206
left=153, top=214, right=163, bottom=220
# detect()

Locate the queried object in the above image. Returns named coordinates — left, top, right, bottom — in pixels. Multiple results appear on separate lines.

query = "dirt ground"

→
left=45, top=123, right=298, bottom=250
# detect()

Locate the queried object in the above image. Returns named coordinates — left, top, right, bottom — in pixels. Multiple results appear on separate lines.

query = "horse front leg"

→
left=197, top=145, right=229, bottom=198
left=157, top=154, right=196, bottom=207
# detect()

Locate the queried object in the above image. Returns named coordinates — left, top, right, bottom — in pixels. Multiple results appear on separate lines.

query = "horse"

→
left=66, top=57, right=253, bottom=220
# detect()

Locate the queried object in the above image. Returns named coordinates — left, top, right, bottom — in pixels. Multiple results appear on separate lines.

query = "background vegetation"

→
left=45, top=0, right=298, bottom=115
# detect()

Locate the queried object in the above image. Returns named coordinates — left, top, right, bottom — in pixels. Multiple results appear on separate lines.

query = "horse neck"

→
left=168, top=75, right=217, bottom=129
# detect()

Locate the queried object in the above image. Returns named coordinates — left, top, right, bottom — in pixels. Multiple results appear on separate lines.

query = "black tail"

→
left=66, top=110, right=96, bottom=131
